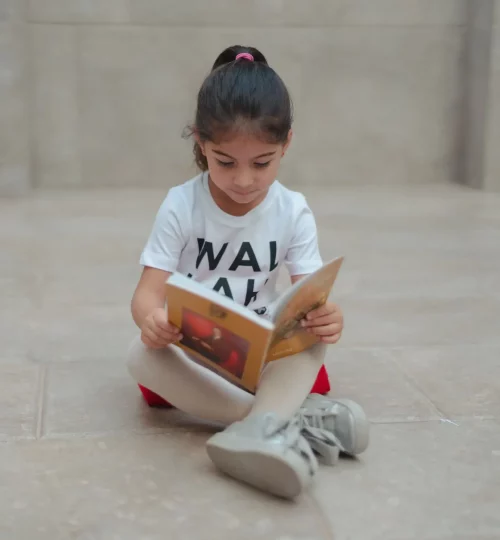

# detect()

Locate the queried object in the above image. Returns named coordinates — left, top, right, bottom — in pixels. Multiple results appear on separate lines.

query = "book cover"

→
left=165, top=274, right=274, bottom=393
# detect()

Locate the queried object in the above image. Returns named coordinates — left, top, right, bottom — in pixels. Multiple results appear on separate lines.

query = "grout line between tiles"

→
left=4, top=416, right=496, bottom=446
left=307, top=492, right=336, bottom=540
left=337, top=342, right=500, bottom=353
left=37, top=417, right=492, bottom=442
left=385, top=354, right=450, bottom=420
left=39, top=422, right=217, bottom=441
left=0, top=435, right=37, bottom=445
left=22, top=341, right=500, bottom=367
left=370, top=418, right=444, bottom=425
left=25, top=21, right=467, bottom=29
left=35, top=364, right=48, bottom=439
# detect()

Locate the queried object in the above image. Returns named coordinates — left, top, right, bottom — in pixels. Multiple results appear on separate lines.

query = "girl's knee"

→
left=126, top=337, right=178, bottom=383
left=126, top=335, right=153, bottom=382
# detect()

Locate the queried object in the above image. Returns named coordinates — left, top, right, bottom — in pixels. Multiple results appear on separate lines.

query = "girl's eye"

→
left=217, top=160, right=234, bottom=168
left=254, top=161, right=271, bottom=169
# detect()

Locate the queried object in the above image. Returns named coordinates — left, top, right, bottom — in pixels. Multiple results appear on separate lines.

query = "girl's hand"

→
left=141, top=307, right=182, bottom=349
left=301, top=302, right=343, bottom=344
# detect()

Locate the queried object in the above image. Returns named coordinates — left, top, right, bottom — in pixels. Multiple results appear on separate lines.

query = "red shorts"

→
left=138, top=364, right=331, bottom=408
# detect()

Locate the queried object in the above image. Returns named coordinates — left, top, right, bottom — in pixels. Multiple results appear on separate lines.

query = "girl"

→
left=127, top=45, right=369, bottom=500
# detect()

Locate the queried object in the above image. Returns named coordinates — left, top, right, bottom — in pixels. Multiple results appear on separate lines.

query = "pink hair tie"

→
left=235, top=52, right=254, bottom=62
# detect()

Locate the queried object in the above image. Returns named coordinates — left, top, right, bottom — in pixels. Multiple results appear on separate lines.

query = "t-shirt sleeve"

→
left=139, top=188, right=188, bottom=273
left=284, top=195, right=323, bottom=276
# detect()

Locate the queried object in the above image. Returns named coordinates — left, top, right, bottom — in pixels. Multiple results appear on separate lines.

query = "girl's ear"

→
left=193, top=130, right=207, bottom=156
left=282, top=129, right=293, bottom=156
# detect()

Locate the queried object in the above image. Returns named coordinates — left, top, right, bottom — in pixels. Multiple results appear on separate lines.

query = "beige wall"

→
left=0, top=1, right=472, bottom=192
left=462, top=0, right=500, bottom=192
left=484, top=1, right=500, bottom=191
left=0, top=0, right=29, bottom=194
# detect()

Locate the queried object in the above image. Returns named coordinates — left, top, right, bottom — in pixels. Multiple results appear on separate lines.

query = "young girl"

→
left=127, top=45, right=369, bottom=499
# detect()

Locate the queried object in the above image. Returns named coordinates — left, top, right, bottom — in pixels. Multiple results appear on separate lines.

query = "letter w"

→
left=195, top=238, right=228, bottom=270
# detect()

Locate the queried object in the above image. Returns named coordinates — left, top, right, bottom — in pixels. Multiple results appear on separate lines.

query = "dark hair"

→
left=186, top=45, right=293, bottom=171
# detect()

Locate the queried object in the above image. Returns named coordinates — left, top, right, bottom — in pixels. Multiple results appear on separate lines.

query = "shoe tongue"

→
left=304, top=408, right=341, bottom=441
left=321, top=411, right=352, bottom=449
left=320, top=411, right=337, bottom=433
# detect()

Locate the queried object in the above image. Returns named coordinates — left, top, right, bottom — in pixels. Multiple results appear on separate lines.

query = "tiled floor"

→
left=1, top=184, right=500, bottom=540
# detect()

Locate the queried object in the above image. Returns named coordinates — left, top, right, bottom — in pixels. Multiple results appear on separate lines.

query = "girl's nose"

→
left=233, top=169, right=253, bottom=188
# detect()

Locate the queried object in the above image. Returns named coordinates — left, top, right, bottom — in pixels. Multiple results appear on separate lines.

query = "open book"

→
left=165, top=256, right=344, bottom=393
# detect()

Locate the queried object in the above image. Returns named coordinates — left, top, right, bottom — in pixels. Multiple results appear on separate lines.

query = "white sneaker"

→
left=206, top=413, right=318, bottom=499
left=299, top=394, right=370, bottom=464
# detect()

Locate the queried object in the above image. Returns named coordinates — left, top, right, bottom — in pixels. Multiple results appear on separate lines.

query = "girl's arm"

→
left=132, top=267, right=182, bottom=349
left=131, top=267, right=172, bottom=330
left=133, top=187, right=189, bottom=348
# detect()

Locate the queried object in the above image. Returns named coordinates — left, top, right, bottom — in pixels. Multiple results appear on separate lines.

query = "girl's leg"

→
left=127, top=336, right=368, bottom=499
left=206, top=343, right=369, bottom=498
left=250, top=342, right=326, bottom=420
left=204, top=344, right=328, bottom=499
left=127, top=336, right=254, bottom=425
left=127, top=335, right=326, bottom=425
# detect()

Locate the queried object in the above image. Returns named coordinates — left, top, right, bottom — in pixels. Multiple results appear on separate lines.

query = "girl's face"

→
left=198, top=131, right=292, bottom=216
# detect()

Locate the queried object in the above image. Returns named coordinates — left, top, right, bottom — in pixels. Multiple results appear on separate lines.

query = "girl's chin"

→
left=226, top=189, right=261, bottom=203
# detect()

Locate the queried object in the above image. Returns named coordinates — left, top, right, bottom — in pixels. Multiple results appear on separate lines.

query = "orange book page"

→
left=265, top=257, right=344, bottom=362
left=166, top=282, right=273, bottom=393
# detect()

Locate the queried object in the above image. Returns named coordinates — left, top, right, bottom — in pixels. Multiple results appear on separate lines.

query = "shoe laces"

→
left=261, top=415, right=318, bottom=476
left=297, top=402, right=345, bottom=465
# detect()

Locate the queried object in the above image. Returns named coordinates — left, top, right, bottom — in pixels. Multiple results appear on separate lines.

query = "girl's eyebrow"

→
left=212, top=149, right=277, bottom=160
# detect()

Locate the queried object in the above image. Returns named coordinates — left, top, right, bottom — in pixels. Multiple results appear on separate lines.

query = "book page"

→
left=265, top=257, right=344, bottom=361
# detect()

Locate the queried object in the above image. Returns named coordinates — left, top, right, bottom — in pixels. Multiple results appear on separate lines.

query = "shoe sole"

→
left=206, top=434, right=312, bottom=499
left=333, top=398, right=370, bottom=455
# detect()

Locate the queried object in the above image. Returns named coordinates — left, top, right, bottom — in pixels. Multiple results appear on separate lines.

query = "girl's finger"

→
left=143, top=327, right=167, bottom=347
left=308, top=323, right=343, bottom=337
left=167, top=323, right=181, bottom=334
left=151, top=325, right=183, bottom=345
left=305, top=303, right=332, bottom=321
left=321, top=332, right=342, bottom=344
left=151, top=324, right=178, bottom=342
left=302, top=313, right=342, bottom=328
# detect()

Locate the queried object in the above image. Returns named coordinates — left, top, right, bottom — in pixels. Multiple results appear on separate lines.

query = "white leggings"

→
left=127, top=336, right=327, bottom=425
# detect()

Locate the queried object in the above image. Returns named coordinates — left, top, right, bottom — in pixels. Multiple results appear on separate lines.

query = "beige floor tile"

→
left=391, top=345, right=500, bottom=419
left=0, top=433, right=329, bottom=540
left=0, top=307, right=37, bottom=360
left=44, top=360, right=165, bottom=436
left=338, top=296, right=500, bottom=347
left=330, top=254, right=500, bottom=301
left=43, top=360, right=218, bottom=437
left=0, top=363, right=39, bottom=440
left=312, top=420, right=500, bottom=540
left=325, top=348, right=439, bottom=422
left=39, top=264, right=141, bottom=307
left=31, top=304, right=138, bottom=362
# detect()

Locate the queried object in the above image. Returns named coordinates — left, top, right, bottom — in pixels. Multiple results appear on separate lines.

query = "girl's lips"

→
left=229, top=189, right=257, bottom=196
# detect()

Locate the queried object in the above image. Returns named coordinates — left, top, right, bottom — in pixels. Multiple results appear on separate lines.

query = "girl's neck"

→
left=207, top=176, right=268, bottom=217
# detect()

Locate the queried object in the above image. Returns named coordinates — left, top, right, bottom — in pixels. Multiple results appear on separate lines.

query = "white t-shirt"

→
left=140, top=171, right=323, bottom=317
